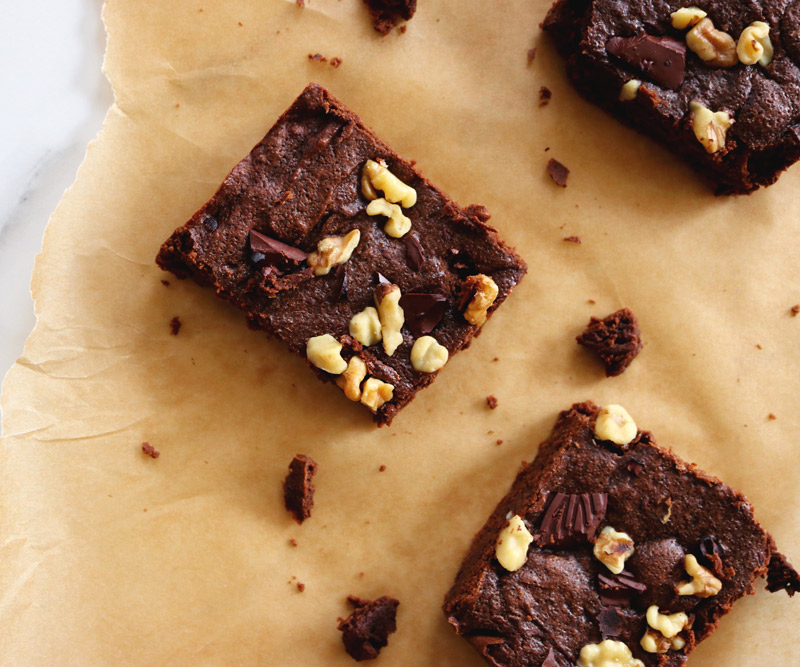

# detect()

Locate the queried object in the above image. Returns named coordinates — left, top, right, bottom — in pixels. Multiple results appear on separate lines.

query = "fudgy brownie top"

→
left=444, top=402, right=798, bottom=666
left=543, top=0, right=800, bottom=193
left=157, top=84, right=526, bottom=425
left=577, top=308, right=643, bottom=376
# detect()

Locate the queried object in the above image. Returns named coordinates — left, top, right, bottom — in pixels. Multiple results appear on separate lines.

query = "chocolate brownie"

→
left=157, top=84, right=526, bottom=425
left=283, top=454, right=318, bottom=524
left=363, top=0, right=417, bottom=35
left=543, top=0, right=800, bottom=193
left=337, top=595, right=399, bottom=661
left=443, top=402, right=799, bottom=666
left=577, top=308, right=643, bottom=376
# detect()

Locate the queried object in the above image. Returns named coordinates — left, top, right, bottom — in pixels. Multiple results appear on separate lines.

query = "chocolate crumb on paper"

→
left=289, top=538, right=298, bottom=547
left=546, top=158, right=569, bottom=187
left=297, top=582, right=306, bottom=592
left=791, top=304, right=800, bottom=316
left=296, top=0, right=305, bottom=6
left=308, top=53, right=328, bottom=62
left=378, top=465, right=387, bottom=472
left=576, top=308, right=642, bottom=377
left=538, top=86, right=552, bottom=107
left=330, top=57, right=342, bottom=68
left=141, top=442, right=160, bottom=459
left=527, top=47, right=537, bottom=64
left=563, top=235, right=581, bottom=244
left=283, top=454, right=318, bottom=524
left=486, top=395, right=499, bottom=409
left=160, top=279, right=170, bottom=287
left=338, top=595, right=399, bottom=661
left=768, top=413, right=777, bottom=421
left=169, top=316, right=182, bottom=336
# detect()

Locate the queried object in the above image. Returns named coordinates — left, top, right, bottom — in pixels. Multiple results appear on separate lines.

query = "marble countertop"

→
left=0, top=0, right=112, bottom=393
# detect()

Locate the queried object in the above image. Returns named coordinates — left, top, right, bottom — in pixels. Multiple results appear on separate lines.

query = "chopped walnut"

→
left=307, top=229, right=360, bottom=276
left=645, top=605, right=689, bottom=638
left=463, top=274, right=499, bottom=327
left=349, top=306, right=382, bottom=347
left=577, top=640, right=644, bottom=667
left=495, top=515, right=534, bottom=572
left=375, top=283, right=405, bottom=356
left=670, top=6, right=707, bottom=30
left=366, top=197, right=412, bottom=238
left=594, top=405, right=637, bottom=446
left=686, top=18, right=737, bottom=67
left=689, top=101, right=733, bottom=154
left=360, top=377, right=394, bottom=412
left=410, top=335, right=449, bottom=373
left=593, top=526, right=635, bottom=574
left=361, top=159, right=417, bottom=207
left=306, top=334, right=347, bottom=374
left=676, top=554, right=722, bottom=597
left=737, top=21, right=773, bottom=66
left=336, top=356, right=368, bottom=401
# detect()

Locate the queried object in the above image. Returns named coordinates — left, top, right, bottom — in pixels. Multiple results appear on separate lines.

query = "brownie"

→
left=363, top=0, right=417, bottom=35
left=157, top=83, right=526, bottom=425
left=443, top=401, right=799, bottom=666
left=283, top=454, right=318, bottom=524
left=543, top=0, right=800, bottom=193
left=577, top=307, right=643, bottom=376
left=337, top=595, right=399, bottom=661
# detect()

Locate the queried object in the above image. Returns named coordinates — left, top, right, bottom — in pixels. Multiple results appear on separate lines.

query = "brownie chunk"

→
left=576, top=307, right=643, bottom=376
left=443, top=402, right=798, bottom=666
left=363, top=0, right=417, bottom=35
left=337, top=595, right=399, bottom=661
left=543, top=0, right=800, bottom=193
left=283, top=454, right=318, bottom=524
left=157, top=84, right=526, bottom=425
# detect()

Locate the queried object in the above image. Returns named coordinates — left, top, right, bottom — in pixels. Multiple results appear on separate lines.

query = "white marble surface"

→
left=0, top=0, right=112, bottom=395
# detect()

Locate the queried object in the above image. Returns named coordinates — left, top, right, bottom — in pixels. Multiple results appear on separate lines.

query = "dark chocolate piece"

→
left=249, top=229, right=308, bottom=268
left=363, top=0, right=417, bottom=35
left=597, top=571, right=647, bottom=606
left=443, top=401, right=798, bottom=666
left=338, top=595, right=399, bottom=661
left=534, top=491, right=607, bottom=547
left=626, top=459, right=644, bottom=476
left=605, top=34, right=686, bottom=90
left=404, top=234, right=424, bottom=271
left=398, top=293, right=447, bottom=336
left=546, top=158, right=569, bottom=187
left=283, top=454, right=318, bottom=524
left=541, top=647, right=559, bottom=667
left=576, top=307, right=642, bottom=377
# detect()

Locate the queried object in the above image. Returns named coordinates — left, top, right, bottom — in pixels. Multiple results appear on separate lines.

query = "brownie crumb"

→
left=486, top=395, right=499, bottom=409
left=399, top=25, right=407, bottom=34
left=791, top=304, right=800, bottom=316
left=768, top=413, right=777, bottom=421
left=496, top=439, right=504, bottom=445
left=296, top=0, right=305, bottom=6
left=378, top=465, right=387, bottom=472
left=539, top=86, right=552, bottom=107
left=766, top=551, right=800, bottom=596
left=527, top=47, right=537, bottom=64
left=493, top=357, right=499, bottom=362
left=169, top=316, right=182, bottom=336
left=330, top=57, right=343, bottom=68
left=161, top=279, right=170, bottom=287
left=141, top=442, right=160, bottom=459
left=308, top=53, right=328, bottom=62
left=576, top=307, right=643, bottom=377
left=338, top=595, right=399, bottom=661
left=297, top=582, right=306, bottom=592
left=289, top=538, right=298, bottom=547
left=283, top=454, right=318, bottom=524
left=587, top=299, right=596, bottom=304
left=546, top=158, right=569, bottom=187
left=563, top=235, right=581, bottom=244
left=363, top=0, right=417, bottom=36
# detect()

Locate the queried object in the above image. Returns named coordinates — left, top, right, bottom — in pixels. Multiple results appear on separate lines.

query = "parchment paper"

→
left=2, top=0, right=798, bottom=664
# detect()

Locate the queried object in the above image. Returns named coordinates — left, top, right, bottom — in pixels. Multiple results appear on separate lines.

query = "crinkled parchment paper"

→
left=1, top=0, right=799, bottom=664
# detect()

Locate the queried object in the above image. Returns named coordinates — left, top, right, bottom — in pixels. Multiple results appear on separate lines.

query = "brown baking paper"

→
left=2, top=0, right=799, bottom=664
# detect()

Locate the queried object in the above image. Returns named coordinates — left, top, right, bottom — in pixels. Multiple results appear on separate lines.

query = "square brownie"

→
left=443, top=401, right=799, bottom=666
left=157, top=83, right=526, bottom=425
left=543, top=0, right=800, bottom=194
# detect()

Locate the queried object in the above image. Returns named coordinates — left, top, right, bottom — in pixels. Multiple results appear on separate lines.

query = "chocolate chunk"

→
left=202, top=215, right=219, bottom=231
left=605, top=34, right=686, bottom=90
left=249, top=229, right=308, bottom=268
left=698, top=535, right=724, bottom=565
left=626, top=459, right=644, bottom=476
left=597, top=571, right=647, bottom=606
left=534, top=492, right=607, bottom=546
left=332, top=264, right=349, bottom=301
left=597, top=607, right=627, bottom=637
left=766, top=552, right=800, bottom=596
left=546, top=158, right=569, bottom=187
left=542, top=647, right=560, bottom=667
left=399, top=293, right=447, bottom=336
left=404, top=234, right=425, bottom=271
left=338, top=595, right=399, bottom=661
left=283, top=454, right=318, bottom=524
left=576, top=307, right=643, bottom=377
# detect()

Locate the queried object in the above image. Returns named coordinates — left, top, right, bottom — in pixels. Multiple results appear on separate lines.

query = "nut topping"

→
left=375, top=283, right=405, bottom=356
left=361, top=159, right=417, bottom=208
left=366, top=198, right=412, bottom=238
left=593, top=526, right=635, bottom=574
left=686, top=18, right=737, bottom=68
left=349, top=306, right=382, bottom=347
left=737, top=21, right=773, bottom=67
left=689, top=100, right=733, bottom=154
left=670, top=7, right=707, bottom=30
left=594, top=405, right=637, bottom=446
left=495, top=515, right=534, bottom=572
left=640, top=628, right=686, bottom=654
left=359, top=377, right=394, bottom=412
left=410, top=335, right=449, bottom=373
left=307, top=229, right=361, bottom=276
left=645, top=605, right=689, bottom=638
left=336, top=356, right=368, bottom=401
left=676, top=554, right=723, bottom=597
left=577, top=640, right=644, bottom=667
left=306, top=334, right=347, bottom=375
left=619, top=79, right=642, bottom=102
left=463, top=274, right=499, bottom=327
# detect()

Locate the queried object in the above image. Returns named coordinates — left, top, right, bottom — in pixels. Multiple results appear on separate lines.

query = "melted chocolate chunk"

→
left=404, top=234, right=425, bottom=271
left=597, top=571, right=647, bottom=606
left=249, top=229, right=308, bottom=268
left=332, top=264, right=349, bottom=301
left=597, top=607, right=626, bottom=637
left=338, top=595, right=399, bottom=661
left=542, top=647, right=560, bottom=667
left=399, top=293, right=447, bottom=336
left=605, top=34, right=686, bottom=90
left=534, top=491, right=607, bottom=546
left=626, top=459, right=644, bottom=476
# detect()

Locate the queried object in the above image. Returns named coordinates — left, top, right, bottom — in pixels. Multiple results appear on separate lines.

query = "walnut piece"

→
left=410, top=335, right=449, bottom=373
left=619, top=79, right=642, bottom=102
left=306, top=334, right=347, bottom=374
left=349, top=306, right=382, bottom=347
left=640, top=628, right=686, bottom=654
left=375, top=284, right=405, bottom=356
left=336, top=356, right=367, bottom=401
left=593, top=526, right=635, bottom=574
left=577, top=640, right=644, bottom=667
left=366, top=198, right=412, bottom=238
left=361, top=159, right=417, bottom=207
left=495, top=515, right=534, bottom=572
left=463, top=274, right=499, bottom=327
left=686, top=18, right=737, bottom=67
left=670, top=6, right=707, bottom=30
left=646, top=605, right=689, bottom=638
left=689, top=101, right=733, bottom=154
left=737, top=21, right=773, bottom=66
left=307, top=229, right=361, bottom=276
left=360, top=377, right=394, bottom=412
left=676, top=554, right=723, bottom=597
left=594, top=405, right=638, bottom=446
